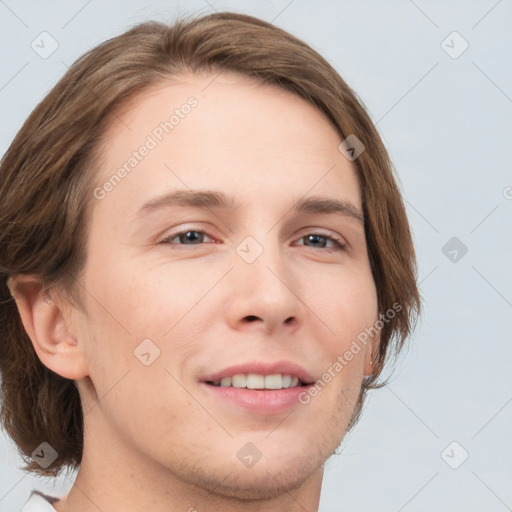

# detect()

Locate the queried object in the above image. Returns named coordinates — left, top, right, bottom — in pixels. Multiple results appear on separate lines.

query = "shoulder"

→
left=21, top=491, right=60, bottom=511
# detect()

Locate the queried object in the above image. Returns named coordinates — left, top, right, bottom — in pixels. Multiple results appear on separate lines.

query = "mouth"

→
left=205, top=373, right=310, bottom=390
left=198, top=361, right=316, bottom=414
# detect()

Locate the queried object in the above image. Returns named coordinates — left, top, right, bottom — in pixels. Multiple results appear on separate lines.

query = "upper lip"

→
left=199, top=360, right=316, bottom=385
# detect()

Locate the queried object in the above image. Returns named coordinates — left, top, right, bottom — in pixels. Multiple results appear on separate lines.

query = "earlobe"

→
left=363, top=357, right=374, bottom=377
left=363, top=334, right=380, bottom=377
left=7, top=275, right=89, bottom=380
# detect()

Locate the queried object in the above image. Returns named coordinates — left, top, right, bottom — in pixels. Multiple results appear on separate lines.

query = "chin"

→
left=175, top=443, right=327, bottom=502
left=206, top=459, right=321, bottom=501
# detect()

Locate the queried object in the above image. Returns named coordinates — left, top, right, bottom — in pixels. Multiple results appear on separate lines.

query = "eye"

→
left=160, top=230, right=215, bottom=245
left=295, top=233, right=345, bottom=250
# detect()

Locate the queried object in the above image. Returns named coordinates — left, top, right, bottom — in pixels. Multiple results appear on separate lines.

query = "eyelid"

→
left=157, top=224, right=218, bottom=245
left=157, top=224, right=347, bottom=250
left=293, top=228, right=347, bottom=249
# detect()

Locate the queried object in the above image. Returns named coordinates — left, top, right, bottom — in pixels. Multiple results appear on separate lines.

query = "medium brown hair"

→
left=0, top=12, right=420, bottom=476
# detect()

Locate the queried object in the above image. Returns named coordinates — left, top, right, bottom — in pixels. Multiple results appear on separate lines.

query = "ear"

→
left=7, top=275, right=89, bottom=380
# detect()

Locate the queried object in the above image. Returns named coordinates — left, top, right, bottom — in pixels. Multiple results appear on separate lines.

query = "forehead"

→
left=92, top=71, right=361, bottom=218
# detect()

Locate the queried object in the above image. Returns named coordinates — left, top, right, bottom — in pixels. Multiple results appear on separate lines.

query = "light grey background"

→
left=1, top=1, right=511, bottom=511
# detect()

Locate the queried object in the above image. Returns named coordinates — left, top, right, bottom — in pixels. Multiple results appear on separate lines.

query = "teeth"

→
left=282, top=375, right=292, bottom=388
left=265, top=374, right=282, bottom=389
left=247, top=374, right=265, bottom=389
left=220, top=377, right=232, bottom=387
left=232, top=374, right=246, bottom=388
left=214, top=373, right=303, bottom=389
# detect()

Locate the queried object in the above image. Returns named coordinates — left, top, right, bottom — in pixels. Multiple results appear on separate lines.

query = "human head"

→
left=0, top=11, right=419, bottom=488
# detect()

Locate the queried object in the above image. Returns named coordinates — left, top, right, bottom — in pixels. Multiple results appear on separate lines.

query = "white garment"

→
left=21, top=492, right=58, bottom=511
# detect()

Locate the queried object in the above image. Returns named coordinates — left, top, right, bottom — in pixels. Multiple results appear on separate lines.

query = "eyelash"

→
left=159, top=229, right=346, bottom=251
left=295, top=233, right=346, bottom=251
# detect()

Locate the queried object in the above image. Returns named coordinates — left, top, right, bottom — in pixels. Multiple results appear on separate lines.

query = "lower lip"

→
left=200, top=383, right=311, bottom=414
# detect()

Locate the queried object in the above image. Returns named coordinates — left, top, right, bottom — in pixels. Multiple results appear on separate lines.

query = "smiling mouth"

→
left=205, top=373, right=310, bottom=390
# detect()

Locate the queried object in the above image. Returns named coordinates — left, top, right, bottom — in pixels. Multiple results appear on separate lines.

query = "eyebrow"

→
left=294, top=196, right=364, bottom=224
left=136, top=190, right=364, bottom=223
left=137, top=190, right=235, bottom=216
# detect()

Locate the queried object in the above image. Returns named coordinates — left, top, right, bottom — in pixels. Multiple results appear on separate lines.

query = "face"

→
left=72, top=71, right=378, bottom=499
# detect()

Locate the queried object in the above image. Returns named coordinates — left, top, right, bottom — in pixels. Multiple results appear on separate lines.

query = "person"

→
left=0, top=11, right=420, bottom=512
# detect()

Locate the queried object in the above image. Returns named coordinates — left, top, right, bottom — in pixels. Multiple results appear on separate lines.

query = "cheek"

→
left=303, top=265, right=378, bottom=346
left=92, top=257, right=226, bottom=328
left=79, top=259, right=222, bottom=382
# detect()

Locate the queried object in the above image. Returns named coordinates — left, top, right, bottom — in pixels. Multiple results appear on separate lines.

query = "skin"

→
left=12, top=71, right=379, bottom=512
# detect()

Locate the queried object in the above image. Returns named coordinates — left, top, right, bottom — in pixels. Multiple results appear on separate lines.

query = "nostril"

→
left=245, top=315, right=261, bottom=322
left=284, top=317, right=295, bottom=324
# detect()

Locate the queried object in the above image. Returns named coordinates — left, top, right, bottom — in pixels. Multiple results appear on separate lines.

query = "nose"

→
left=224, top=246, right=304, bottom=335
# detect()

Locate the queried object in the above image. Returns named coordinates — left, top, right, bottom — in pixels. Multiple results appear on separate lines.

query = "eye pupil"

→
left=180, top=231, right=203, bottom=244
left=305, top=234, right=327, bottom=248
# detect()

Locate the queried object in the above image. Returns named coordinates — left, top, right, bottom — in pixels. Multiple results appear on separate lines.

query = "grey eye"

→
left=175, top=231, right=205, bottom=244
left=303, top=234, right=329, bottom=248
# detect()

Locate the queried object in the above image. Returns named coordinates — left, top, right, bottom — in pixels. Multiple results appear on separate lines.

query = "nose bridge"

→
left=235, top=233, right=288, bottom=293
left=226, top=233, right=303, bottom=331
